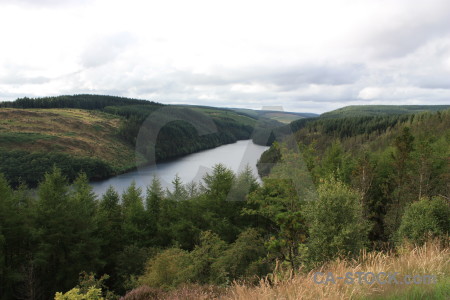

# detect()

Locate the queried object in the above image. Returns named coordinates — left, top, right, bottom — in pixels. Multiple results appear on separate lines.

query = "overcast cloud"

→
left=0, top=0, right=449, bottom=113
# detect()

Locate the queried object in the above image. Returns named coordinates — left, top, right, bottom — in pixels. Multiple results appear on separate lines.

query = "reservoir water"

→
left=90, top=140, right=269, bottom=197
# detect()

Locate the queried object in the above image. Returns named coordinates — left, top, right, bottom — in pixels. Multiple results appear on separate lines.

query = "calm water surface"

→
left=90, top=140, right=269, bottom=196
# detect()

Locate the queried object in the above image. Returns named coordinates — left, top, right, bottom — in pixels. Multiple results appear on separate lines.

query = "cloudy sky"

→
left=1, top=0, right=450, bottom=113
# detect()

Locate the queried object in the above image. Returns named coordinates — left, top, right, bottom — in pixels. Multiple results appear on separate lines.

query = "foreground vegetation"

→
left=0, top=102, right=449, bottom=299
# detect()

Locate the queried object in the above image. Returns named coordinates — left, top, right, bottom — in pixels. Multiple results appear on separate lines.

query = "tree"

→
left=65, top=173, right=103, bottom=283
left=212, top=228, right=268, bottom=282
left=305, top=178, right=370, bottom=264
left=245, top=145, right=315, bottom=270
left=121, top=181, right=147, bottom=246
left=145, top=176, right=164, bottom=244
left=396, top=196, right=450, bottom=245
left=385, top=127, right=415, bottom=237
left=202, top=164, right=235, bottom=199
left=138, top=248, right=192, bottom=289
left=96, top=186, right=124, bottom=292
left=226, top=165, right=259, bottom=203
left=187, top=231, right=228, bottom=284
left=319, top=140, right=354, bottom=184
left=34, top=167, right=101, bottom=298
left=0, top=176, right=36, bottom=300
left=166, top=174, right=188, bottom=202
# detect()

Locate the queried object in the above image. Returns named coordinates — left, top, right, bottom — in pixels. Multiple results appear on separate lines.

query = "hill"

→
left=0, top=108, right=138, bottom=187
left=320, top=104, right=450, bottom=118
left=227, top=107, right=318, bottom=123
left=0, top=95, right=301, bottom=186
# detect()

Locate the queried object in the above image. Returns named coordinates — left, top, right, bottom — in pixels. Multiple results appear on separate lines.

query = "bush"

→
left=54, top=287, right=103, bottom=300
left=397, top=196, right=450, bottom=245
left=138, top=248, right=192, bottom=289
left=305, top=178, right=370, bottom=264
left=119, top=286, right=163, bottom=300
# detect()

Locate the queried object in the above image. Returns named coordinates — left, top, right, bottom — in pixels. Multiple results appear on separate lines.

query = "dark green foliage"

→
left=0, top=175, right=35, bottom=299
left=0, top=150, right=114, bottom=188
left=246, top=146, right=316, bottom=270
left=96, top=187, right=124, bottom=293
left=33, top=168, right=102, bottom=299
left=0, top=94, right=160, bottom=110
left=259, top=109, right=450, bottom=243
left=188, top=231, right=228, bottom=284
left=213, top=229, right=269, bottom=281
left=320, top=105, right=450, bottom=118
left=256, top=142, right=281, bottom=177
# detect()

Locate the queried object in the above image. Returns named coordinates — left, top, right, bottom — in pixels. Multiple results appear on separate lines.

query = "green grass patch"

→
left=365, top=277, right=450, bottom=300
left=62, top=132, right=77, bottom=136
left=0, top=132, right=56, bottom=144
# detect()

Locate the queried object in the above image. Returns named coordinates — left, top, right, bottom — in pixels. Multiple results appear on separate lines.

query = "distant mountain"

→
left=320, top=105, right=450, bottom=118
left=226, top=107, right=318, bottom=123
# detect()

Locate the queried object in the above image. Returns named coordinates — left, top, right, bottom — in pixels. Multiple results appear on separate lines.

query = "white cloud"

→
left=0, top=0, right=450, bottom=113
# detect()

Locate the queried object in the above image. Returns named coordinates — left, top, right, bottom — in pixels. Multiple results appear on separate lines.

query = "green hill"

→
left=320, top=105, right=450, bottom=118
left=227, top=107, right=318, bottom=123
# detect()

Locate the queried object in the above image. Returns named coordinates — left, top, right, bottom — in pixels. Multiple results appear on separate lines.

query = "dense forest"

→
left=319, top=104, right=450, bottom=118
left=0, top=105, right=448, bottom=299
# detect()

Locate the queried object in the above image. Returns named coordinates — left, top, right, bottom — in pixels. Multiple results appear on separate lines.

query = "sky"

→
left=0, top=0, right=450, bottom=113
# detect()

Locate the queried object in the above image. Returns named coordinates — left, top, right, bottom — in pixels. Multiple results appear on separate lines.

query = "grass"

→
left=184, top=106, right=258, bottom=127
left=367, top=278, right=450, bottom=300
left=264, top=112, right=305, bottom=124
left=0, top=108, right=136, bottom=171
left=0, top=132, right=57, bottom=144
left=225, top=240, right=449, bottom=300
left=125, top=239, right=449, bottom=299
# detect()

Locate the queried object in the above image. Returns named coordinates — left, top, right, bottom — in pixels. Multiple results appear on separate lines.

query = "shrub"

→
left=119, top=286, right=163, bottom=300
left=397, top=196, right=450, bottom=245
left=138, top=248, right=192, bottom=289
left=54, top=287, right=103, bottom=300
left=305, top=178, right=370, bottom=264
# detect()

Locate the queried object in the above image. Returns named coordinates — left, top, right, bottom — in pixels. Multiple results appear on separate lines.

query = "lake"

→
left=90, top=140, right=269, bottom=197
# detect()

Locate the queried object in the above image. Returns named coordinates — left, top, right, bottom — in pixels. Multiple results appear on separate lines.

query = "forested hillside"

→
left=0, top=105, right=448, bottom=299
left=0, top=95, right=291, bottom=187
left=0, top=108, right=133, bottom=187
left=258, top=109, right=450, bottom=241
left=320, top=104, right=450, bottom=118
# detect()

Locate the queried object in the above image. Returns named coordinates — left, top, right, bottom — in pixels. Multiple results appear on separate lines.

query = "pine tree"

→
left=97, top=186, right=124, bottom=292
left=121, top=181, right=147, bottom=246
left=145, top=176, right=163, bottom=243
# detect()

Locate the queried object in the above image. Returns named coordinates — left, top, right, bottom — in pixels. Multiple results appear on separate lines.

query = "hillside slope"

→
left=0, top=108, right=139, bottom=186
left=320, top=104, right=450, bottom=118
left=0, top=95, right=296, bottom=186
left=0, top=108, right=135, bottom=167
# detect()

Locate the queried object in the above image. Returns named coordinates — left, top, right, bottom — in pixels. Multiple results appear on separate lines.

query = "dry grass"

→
left=223, top=239, right=449, bottom=300
left=133, top=239, right=449, bottom=300
left=0, top=108, right=137, bottom=170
